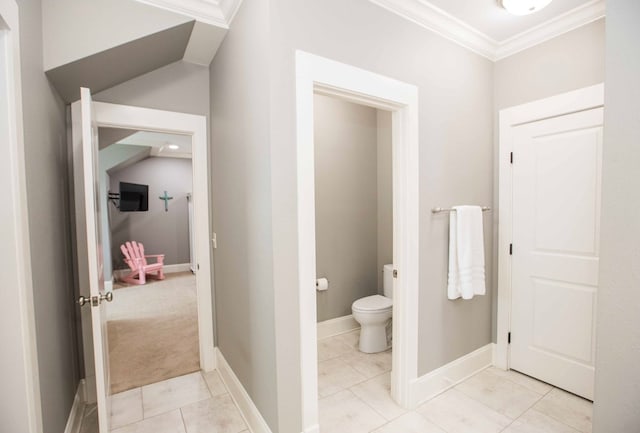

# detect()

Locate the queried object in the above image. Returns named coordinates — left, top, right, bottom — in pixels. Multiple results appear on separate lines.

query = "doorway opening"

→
left=295, top=51, right=420, bottom=432
left=313, top=93, right=396, bottom=430
left=98, top=128, right=198, bottom=395
left=71, top=95, right=214, bottom=432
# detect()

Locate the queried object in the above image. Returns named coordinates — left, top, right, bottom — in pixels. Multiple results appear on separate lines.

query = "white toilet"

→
left=352, top=264, right=394, bottom=353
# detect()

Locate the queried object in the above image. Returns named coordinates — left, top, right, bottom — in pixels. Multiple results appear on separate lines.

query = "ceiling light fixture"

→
left=501, top=0, right=553, bottom=16
left=168, top=144, right=180, bottom=150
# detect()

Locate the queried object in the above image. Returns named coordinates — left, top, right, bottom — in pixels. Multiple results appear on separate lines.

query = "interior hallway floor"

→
left=318, top=331, right=593, bottom=433
left=79, top=370, right=249, bottom=433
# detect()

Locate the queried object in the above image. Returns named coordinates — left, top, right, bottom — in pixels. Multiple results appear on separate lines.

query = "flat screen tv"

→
left=119, top=182, right=148, bottom=212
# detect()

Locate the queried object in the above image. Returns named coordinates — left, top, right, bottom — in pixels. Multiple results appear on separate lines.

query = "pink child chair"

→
left=119, top=241, right=165, bottom=285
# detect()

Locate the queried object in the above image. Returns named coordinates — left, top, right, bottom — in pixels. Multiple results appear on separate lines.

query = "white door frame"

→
left=496, top=83, right=604, bottom=369
left=296, top=51, right=420, bottom=432
left=0, top=1, right=43, bottom=432
left=91, top=101, right=215, bottom=371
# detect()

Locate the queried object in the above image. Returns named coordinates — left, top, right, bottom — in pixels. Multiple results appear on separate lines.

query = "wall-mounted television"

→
left=119, top=182, right=149, bottom=212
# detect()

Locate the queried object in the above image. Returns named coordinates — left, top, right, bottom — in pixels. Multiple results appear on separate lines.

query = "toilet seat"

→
left=352, top=295, right=392, bottom=312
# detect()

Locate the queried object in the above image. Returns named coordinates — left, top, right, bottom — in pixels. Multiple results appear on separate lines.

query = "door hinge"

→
left=508, top=332, right=512, bottom=344
left=510, top=152, right=513, bottom=164
left=509, top=244, right=513, bottom=255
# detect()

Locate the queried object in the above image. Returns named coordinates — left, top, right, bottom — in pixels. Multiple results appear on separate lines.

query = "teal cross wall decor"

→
left=159, top=190, right=174, bottom=212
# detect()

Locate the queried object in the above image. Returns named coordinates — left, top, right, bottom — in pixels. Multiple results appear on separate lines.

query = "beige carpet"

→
left=108, top=272, right=200, bottom=394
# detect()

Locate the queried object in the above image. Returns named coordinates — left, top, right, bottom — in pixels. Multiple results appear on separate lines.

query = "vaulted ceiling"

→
left=45, top=0, right=605, bottom=102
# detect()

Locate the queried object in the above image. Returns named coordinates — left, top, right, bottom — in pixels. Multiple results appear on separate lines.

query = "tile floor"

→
left=79, top=370, right=249, bottom=433
left=80, top=329, right=593, bottom=433
left=318, top=330, right=593, bottom=433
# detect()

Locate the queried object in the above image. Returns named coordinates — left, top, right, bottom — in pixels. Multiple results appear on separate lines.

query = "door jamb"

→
left=295, top=51, right=420, bottom=432
left=92, top=101, right=215, bottom=371
left=496, top=83, right=605, bottom=369
left=0, top=1, right=43, bottom=431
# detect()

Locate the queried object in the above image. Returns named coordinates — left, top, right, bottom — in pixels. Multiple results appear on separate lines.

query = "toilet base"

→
left=358, top=321, right=391, bottom=353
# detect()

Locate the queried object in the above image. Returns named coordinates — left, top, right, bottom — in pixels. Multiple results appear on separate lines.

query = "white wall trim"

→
left=317, top=315, right=360, bottom=340
left=296, top=51, right=420, bottom=431
left=215, top=348, right=273, bottom=433
left=131, top=0, right=243, bottom=28
left=63, top=380, right=86, bottom=433
left=411, top=344, right=493, bottom=406
left=0, top=1, right=43, bottom=432
left=163, top=263, right=193, bottom=273
left=93, top=101, right=216, bottom=374
left=369, top=0, right=498, bottom=60
left=368, top=0, right=605, bottom=61
left=496, top=0, right=606, bottom=60
left=496, top=84, right=605, bottom=370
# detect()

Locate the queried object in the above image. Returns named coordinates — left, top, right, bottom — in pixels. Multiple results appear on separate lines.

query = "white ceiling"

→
left=426, top=0, right=594, bottom=41
left=117, top=131, right=192, bottom=159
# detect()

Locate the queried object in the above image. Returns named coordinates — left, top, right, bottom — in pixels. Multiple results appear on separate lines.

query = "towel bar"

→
left=431, top=206, right=491, bottom=214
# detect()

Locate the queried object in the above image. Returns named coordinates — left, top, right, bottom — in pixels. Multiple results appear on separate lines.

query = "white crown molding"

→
left=369, top=0, right=498, bottom=59
left=369, top=0, right=605, bottom=62
left=133, top=0, right=244, bottom=28
left=496, top=0, right=606, bottom=60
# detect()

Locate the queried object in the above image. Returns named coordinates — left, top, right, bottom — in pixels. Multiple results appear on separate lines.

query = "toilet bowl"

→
left=352, top=264, right=394, bottom=353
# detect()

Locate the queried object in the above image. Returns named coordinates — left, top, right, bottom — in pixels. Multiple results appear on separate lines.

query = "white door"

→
left=510, top=107, right=603, bottom=400
left=72, top=88, right=112, bottom=432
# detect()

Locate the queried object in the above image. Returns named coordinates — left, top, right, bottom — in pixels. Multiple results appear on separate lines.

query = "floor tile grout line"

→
left=454, top=367, right=553, bottom=424
left=418, top=409, right=455, bottom=433
left=488, top=367, right=556, bottom=396
left=179, top=406, right=188, bottom=433
left=533, top=404, right=591, bottom=433
left=485, top=366, right=553, bottom=396
left=530, top=407, right=585, bottom=433
left=495, top=391, right=546, bottom=433
left=453, top=380, right=543, bottom=419
left=347, top=381, right=404, bottom=425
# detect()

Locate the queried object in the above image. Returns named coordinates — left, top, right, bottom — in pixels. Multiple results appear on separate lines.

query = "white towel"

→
left=447, top=205, right=486, bottom=300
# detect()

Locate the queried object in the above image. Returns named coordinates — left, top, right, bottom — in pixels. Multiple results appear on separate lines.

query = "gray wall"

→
left=314, top=94, right=380, bottom=322
left=16, top=0, right=80, bottom=432
left=494, top=19, right=605, bottom=110
left=593, top=1, right=640, bottom=430
left=209, top=0, right=278, bottom=430
left=492, top=19, right=605, bottom=341
left=94, top=60, right=210, bottom=116
left=266, top=1, right=493, bottom=430
left=41, top=0, right=190, bottom=70
left=109, top=157, right=193, bottom=269
left=99, top=143, right=150, bottom=280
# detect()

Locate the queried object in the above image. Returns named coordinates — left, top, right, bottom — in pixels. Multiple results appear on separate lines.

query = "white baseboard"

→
left=215, top=348, right=273, bottom=433
left=113, top=262, right=192, bottom=280
left=411, top=343, right=493, bottom=407
left=64, top=380, right=86, bottom=433
left=491, top=342, right=498, bottom=366
left=164, top=263, right=193, bottom=274
left=317, top=315, right=360, bottom=340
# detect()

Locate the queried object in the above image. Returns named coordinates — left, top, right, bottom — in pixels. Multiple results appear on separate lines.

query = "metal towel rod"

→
left=431, top=206, right=491, bottom=214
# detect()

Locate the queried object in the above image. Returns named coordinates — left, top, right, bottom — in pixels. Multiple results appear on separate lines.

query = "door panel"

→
left=511, top=107, right=603, bottom=400
left=72, top=87, right=111, bottom=432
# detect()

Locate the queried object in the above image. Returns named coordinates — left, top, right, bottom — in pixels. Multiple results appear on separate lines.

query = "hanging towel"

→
left=447, top=205, right=486, bottom=300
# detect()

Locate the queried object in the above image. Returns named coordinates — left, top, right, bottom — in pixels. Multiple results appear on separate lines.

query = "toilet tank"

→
left=383, top=264, right=394, bottom=298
